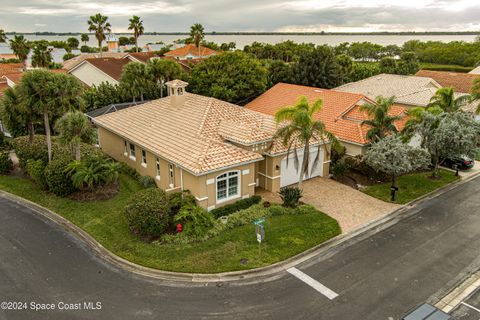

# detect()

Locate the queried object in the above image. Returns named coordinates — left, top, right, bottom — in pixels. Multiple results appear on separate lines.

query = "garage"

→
left=280, top=146, right=324, bottom=187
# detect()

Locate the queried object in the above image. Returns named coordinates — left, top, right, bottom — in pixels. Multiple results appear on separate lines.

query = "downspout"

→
left=180, top=168, right=184, bottom=191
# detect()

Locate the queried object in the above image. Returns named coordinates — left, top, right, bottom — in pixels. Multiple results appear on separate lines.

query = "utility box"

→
left=402, top=303, right=451, bottom=320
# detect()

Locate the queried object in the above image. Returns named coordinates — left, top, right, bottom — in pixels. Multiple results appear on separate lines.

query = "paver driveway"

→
left=258, top=177, right=400, bottom=233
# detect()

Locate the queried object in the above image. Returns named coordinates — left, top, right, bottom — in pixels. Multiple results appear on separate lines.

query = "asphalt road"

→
left=1, top=176, right=479, bottom=320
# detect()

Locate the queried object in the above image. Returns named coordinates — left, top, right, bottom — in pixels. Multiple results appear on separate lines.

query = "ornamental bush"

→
left=26, top=159, right=48, bottom=189
left=44, top=156, right=77, bottom=197
left=12, top=135, right=49, bottom=168
left=174, top=205, right=215, bottom=238
left=210, top=195, right=262, bottom=218
left=0, top=152, right=13, bottom=174
left=279, top=186, right=302, bottom=208
left=124, top=188, right=171, bottom=239
left=138, top=175, right=157, bottom=189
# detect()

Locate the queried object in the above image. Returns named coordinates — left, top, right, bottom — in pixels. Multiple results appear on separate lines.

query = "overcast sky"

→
left=1, top=0, right=480, bottom=33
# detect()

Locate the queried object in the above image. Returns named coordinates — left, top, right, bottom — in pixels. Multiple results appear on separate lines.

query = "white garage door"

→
left=280, top=147, right=324, bottom=187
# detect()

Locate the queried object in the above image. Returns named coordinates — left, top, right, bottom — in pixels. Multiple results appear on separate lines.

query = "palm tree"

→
left=81, top=34, right=89, bottom=45
left=0, top=29, right=7, bottom=43
left=31, top=41, right=52, bottom=68
left=87, top=13, right=111, bottom=57
left=359, top=96, right=403, bottom=143
left=428, top=87, right=469, bottom=113
left=147, top=59, right=183, bottom=97
left=190, top=23, right=205, bottom=57
left=120, top=62, right=152, bottom=102
left=274, top=96, right=338, bottom=189
left=128, top=16, right=144, bottom=53
left=55, top=111, right=95, bottom=161
left=9, top=35, right=30, bottom=70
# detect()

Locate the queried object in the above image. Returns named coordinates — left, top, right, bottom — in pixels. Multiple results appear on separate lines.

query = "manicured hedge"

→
left=26, top=159, right=48, bottom=190
left=44, top=156, right=77, bottom=197
left=210, top=195, right=262, bottom=218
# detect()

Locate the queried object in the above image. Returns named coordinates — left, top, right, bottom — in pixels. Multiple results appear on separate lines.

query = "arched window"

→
left=216, top=171, right=240, bottom=202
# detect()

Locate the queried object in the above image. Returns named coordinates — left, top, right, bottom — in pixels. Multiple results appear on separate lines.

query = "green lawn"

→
left=362, top=170, right=459, bottom=204
left=0, top=174, right=340, bottom=273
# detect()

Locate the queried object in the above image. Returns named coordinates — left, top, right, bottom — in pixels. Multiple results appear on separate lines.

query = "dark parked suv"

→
left=442, top=156, right=475, bottom=170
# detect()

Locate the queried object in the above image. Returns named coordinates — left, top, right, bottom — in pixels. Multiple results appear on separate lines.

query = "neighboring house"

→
left=415, top=70, right=480, bottom=94
left=163, top=44, right=218, bottom=60
left=93, top=80, right=331, bottom=210
left=469, top=66, right=480, bottom=75
left=246, top=83, right=408, bottom=156
left=68, top=58, right=130, bottom=87
left=63, top=52, right=127, bottom=71
left=336, top=74, right=443, bottom=108
left=123, top=52, right=160, bottom=63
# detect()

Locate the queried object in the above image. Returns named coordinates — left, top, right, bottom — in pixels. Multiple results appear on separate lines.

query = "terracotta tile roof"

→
left=2, top=72, right=23, bottom=84
left=82, top=58, right=130, bottom=81
left=336, top=74, right=442, bottom=107
left=415, top=70, right=480, bottom=94
left=164, top=44, right=218, bottom=58
left=125, top=52, right=159, bottom=63
left=63, top=52, right=126, bottom=70
left=246, top=83, right=408, bottom=145
left=0, top=82, right=9, bottom=97
left=0, top=63, right=23, bottom=76
left=94, top=93, right=282, bottom=175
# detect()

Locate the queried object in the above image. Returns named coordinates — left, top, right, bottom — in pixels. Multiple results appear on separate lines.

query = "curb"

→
left=1, top=171, right=479, bottom=284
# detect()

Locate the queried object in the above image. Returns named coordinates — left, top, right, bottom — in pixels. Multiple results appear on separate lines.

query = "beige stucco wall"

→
left=342, top=141, right=368, bottom=157
left=97, top=127, right=257, bottom=210
left=70, top=63, right=118, bottom=87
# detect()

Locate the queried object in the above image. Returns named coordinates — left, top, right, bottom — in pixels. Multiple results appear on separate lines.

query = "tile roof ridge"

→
left=196, top=96, right=215, bottom=137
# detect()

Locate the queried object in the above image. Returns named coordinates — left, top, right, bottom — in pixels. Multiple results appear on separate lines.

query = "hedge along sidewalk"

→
left=1, top=172, right=478, bottom=283
left=0, top=174, right=340, bottom=275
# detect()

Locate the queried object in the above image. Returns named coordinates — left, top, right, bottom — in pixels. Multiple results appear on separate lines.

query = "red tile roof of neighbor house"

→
left=0, top=82, right=9, bottom=97
left=245, top=83, right=409, bottom=145
left=0, top=63, right=23, bottom=76
left=164, top=44, right=218, bottom=58
left=84, top=58, right=131, bottom=81
left=126, top=52, right=159, bottom=63
left=415, top=70, right=480, bottom=94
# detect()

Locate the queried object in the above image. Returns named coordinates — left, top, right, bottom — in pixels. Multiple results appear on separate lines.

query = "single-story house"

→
left=93, top=80, right=331, bottom=210
left=245, top=83, right=408, bottom=156
left=415, top=70, right=480, bottom=94
left=163, top=44, right=218, bottom=60
left=68, top=58, right=130, bottom=87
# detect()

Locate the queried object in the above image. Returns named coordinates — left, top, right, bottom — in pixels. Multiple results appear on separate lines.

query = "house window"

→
left=216, top=171, right=240, bottom=202
left=124, top=140, right=127, bottom=155
left=168, top=163, right=175, bottom=187
left=129, top=143, right=136, bottom=160
left=141, top=150, right=147, bottom=166
left=155, top=158, right=161, bottom=179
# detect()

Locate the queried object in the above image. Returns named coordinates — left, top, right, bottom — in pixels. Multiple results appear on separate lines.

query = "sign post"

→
left=253, top=218, right=265, bottom=258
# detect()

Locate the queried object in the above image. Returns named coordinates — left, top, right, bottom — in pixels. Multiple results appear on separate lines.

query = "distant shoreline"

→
left=4, top=31, right=480, bottom=36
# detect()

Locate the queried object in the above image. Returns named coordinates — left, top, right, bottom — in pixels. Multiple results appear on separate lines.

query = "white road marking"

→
left=286, top=267, right=339, bottom=300
left=461, top=302, right=480, bottom=313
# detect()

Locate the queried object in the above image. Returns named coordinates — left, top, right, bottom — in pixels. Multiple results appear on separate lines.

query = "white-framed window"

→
left=168, top=163, right=175, bottom=187
left=124, top=140, right=128, bottom=155
left=216, top=171, right=240, bottom=203
left=155, top=158, right=161, bottom=180
left=141, top=150, right=147, bottom=166
left=129, top=143, right=136, bottom=160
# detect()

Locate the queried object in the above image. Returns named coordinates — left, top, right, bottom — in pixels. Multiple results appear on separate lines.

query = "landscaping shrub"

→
left=119, top=162, right=139, bottom=179
left=330, top=143, right=346, bottom=165
left=168, top=190, right=196, bottom=216
left=210, top=195, right=262, bottom=218
left=26, top=159, right=48, bottom=189
left=0, top=152, right=13, bottom=174
left=12, top=135, right=49, bottom=168
left=0, top=132, right=8, bottom=150
left=332, top=159, right=351, bottom=178
left=138, top=175, right=157, bottom=189
left=124, top=188, right=171, bottom=239
left=44, top=156, right=77, bottom=196
left=279, top=186, right=302, bottom=208
left=174, top=205, right=215, bottom=238
left=65, top=155, right=121, bottom=190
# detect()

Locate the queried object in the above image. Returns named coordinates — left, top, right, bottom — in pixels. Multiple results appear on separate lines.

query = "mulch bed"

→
left=68, top=182, right=119, bottom=202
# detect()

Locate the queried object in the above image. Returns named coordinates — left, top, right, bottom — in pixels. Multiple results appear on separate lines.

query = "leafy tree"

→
left=0, top=87, right=38, bottom=139
left=220, top=42, right=236, bottom=51
left=128, top=15, right=144, bottom=53
left=397, top=52, right=420, bottom=75
left=379, top=57, right=397, bottom=74
left=9, top=35, right=30, bottom=70
left=336, top=54, right=354, bottom=84
left=31, top=41, right=53, bottom=68
left=67, top=37, right=79, bottom=50
left=82, top=82, right=126, bottom=111
left=55, top=111, right=95, bottom=160
left=265, top=59, right=294, bottom=87
left=189, top=51, right=268, bottom=103
left=81, top=34, right=89, bottom=45
left=413, top=112, right=480, bottom=177
left=350, top=62, right=381, bottom=82
left=293, top=45, right=340, bottom=89
left=87, top=13, right=111, bottom=57
left=0, top=29, right=6, bottom=43
left=274, top=96, right=338, bottom=189
left=189, top=23, right=205, bottom=56
left=365, top=135, right=430, bottom=200
left=428, top=87, right=469, bottom=113
left=17, top=71, right=84, bottom=162
left=360, top=96, right=403, bottom=142
left=120, top=62, right=155, bottom=102
left=146, top=59, right=183, bottom=97
left=63, top=52, right=77, bottom=61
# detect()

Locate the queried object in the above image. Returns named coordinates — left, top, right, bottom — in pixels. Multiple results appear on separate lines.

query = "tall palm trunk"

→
left=98, top=40, right=102, bottom=57
left=27, top=120, right=35, bottom=143
left=298, top=140, right=310, bottom=190
left=74, top=143, right=81, bottom=161
left=43, top=110, right=52, bottom=162
left=135, top=35, right=138, bottom=52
